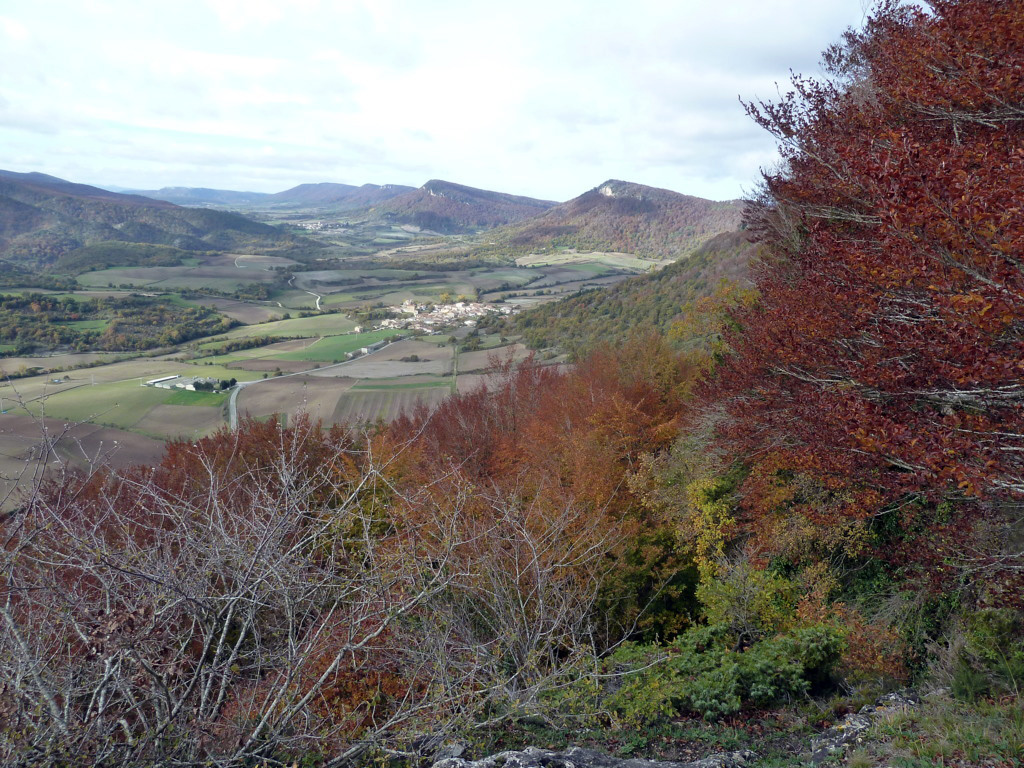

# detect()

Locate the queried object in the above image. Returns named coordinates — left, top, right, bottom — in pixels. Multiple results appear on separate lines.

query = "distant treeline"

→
left=53, top=242, right=198, bottom=274
left=0, top=293, right=237, bottom=354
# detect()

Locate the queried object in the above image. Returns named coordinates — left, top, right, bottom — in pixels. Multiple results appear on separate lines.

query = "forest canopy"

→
left=704, top=0, right=1024, bottom=602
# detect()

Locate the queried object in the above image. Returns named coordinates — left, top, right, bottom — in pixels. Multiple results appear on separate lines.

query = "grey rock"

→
left=432, top=746, right=756, bottom=768
left=876, top=691, right=919, bottom=708
left=809, top=690, right=918, bottom=764
left=434, top=741, right=469, bottom=760
left=809, top=713, right=873, bottom=763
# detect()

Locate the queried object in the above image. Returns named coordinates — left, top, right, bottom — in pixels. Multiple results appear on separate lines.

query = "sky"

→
left=0, top=0, right=874, bottom=202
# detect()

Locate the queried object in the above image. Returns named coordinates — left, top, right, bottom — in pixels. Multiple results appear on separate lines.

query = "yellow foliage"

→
left=686, top=475, right=736, bottom=582
left=696, top=557, right=800, bottom=640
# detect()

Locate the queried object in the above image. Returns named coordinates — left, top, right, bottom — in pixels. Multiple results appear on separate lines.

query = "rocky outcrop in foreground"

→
left=433, top=746, right=755, bottom=768
left=431, top=692, right=921, bottom=768
left=809, top=691, right=920, bottom=764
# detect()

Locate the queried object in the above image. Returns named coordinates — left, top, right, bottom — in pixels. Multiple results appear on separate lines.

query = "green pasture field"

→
left=271, top=290, right=320, bottom=309
left=472, top=334, right=514, bottom=351
left=557, top=262, right=617, bottom=275
left=362, top=283, right=477, bottom=304
left=24, top=379, right=176, bottom=429
left=515, top=251, right=661, bottom=271
left=213, top=313, right=358, bottom=342
left=18, top=361, right=258, bottom=430
left=465, top=268, right=536, bottom=291
left=194, top=345, right=320, bottom=365
left=318, top=292, right=360, bottom=308
left=346, top=268, right=423, bottom=278
left=194, top=347, right=283, bottom=364
left=77, top=272, right=261, bottom=292
left=199, top=329, right=403, bottom=365
left=317, top=278, right=479, bottom=308
left=164, top=390, right=227, bottom=406
left=226, top=254, right=300, bottom=267
left=158, top=294, right=200, bottom=307
left=76, top=265, right=280, bottom=292
left=273, top=330, right=402, bottom=362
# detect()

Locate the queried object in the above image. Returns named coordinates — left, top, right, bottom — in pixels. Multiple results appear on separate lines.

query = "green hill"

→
left=364, top=179, right=557, bottom=233
left=493, top=180, right=744, bottom=260
left=486, top=229, right=759, bottom=355
left=0, top=170, right=314, bottom=270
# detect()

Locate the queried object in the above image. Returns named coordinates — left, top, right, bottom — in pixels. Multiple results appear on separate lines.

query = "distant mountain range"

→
left=262, top=182, right=417, bottom=209
left=0, top=170, right=309, bottom=269
left=120, top=178, right=740, bottom=250
left=123, top=180, right=552, bottom=233
left=120, top=178, right=556, bottom=234
left=123, top=186, right=271, bottom=207
left=365, top=179, right=557, bottom=233
left=129, top=182, right=417, bottom=211
left=1, top=170, right=746, bottom=273
left=495, top=179, right=744, bottom=260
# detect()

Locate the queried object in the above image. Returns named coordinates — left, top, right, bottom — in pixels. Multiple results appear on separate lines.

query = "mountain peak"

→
left=419, top=179, right=464, bottom=197
left=595, top=179, right=673, bottom=200
left=597, top=180, right=638, bottom=199
left=498, top=180, right=745, bottom=260
left=372, top=180, right=556, bottom=233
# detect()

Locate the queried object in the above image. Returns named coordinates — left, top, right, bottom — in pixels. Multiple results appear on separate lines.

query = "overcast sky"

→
left=0, top=1, right=874, bottom=202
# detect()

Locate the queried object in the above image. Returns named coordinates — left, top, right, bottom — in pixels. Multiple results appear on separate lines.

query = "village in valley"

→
left=370, top=299, right=516, bottom=334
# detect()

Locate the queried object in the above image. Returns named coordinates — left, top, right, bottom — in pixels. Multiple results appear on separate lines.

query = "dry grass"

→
left=850, top=694, right=1024, bottom=767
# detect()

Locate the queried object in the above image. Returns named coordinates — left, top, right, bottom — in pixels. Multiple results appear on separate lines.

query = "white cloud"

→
left=0, top=16, right=30, bottom=42
left=0, top=0, right=872, bottom=200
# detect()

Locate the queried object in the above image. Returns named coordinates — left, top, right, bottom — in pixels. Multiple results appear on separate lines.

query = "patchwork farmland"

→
left=0, top=232, right=653, bottom=507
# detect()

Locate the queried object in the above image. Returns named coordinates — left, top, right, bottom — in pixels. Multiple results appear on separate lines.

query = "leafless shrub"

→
left=0, top=419, right=622, bottom=766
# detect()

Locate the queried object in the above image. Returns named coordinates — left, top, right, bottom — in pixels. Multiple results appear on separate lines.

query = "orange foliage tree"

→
left=706, top=0, right=1024, bottom=600
left=391, top=339, right=700, bottom=644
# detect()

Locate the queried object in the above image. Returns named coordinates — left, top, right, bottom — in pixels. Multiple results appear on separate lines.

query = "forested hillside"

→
left=0, top=171, right=312, bottom=268
left=485, top=229, right=759, bottom=355
left=1, top=2, right=1021, bottom=767
left=496, top=179, right=743, bottom=259
left=263, top=181, right=415, bottom=209
left=367, top=179, right=556, bottom=233
left=704, top=0, right=1024, bottom=595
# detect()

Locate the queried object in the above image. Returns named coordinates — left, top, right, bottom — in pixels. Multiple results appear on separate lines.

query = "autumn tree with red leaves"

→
left=706, top=0, right=1024, bottom=600
left=392, top=339, right=701, bottom=642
